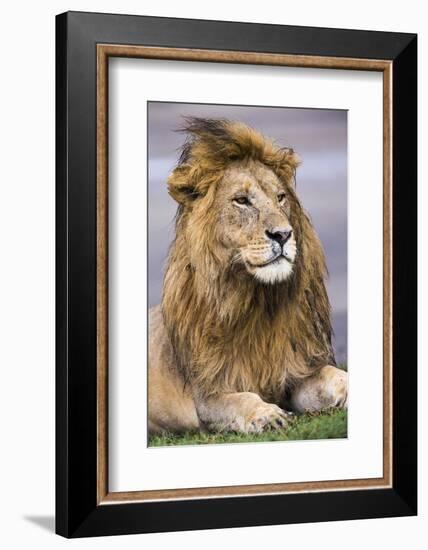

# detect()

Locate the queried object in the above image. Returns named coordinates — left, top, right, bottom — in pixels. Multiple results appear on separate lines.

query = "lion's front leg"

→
left=195, top=392, right=293, bottom=434
left=289, top=365, right=348, bottom=413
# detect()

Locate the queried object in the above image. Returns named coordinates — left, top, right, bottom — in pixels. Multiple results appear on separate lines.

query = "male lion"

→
left=148, top=117, right=347, bottom=435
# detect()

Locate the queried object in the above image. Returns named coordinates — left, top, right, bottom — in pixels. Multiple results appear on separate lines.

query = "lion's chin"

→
left=251, top=257, right=294, bottom=284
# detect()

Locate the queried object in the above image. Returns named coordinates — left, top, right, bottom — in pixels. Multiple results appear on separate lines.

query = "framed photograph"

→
left=56, top=11, right=417, bottom=538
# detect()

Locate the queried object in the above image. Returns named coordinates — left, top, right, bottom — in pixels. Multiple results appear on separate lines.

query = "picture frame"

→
left=56, top=11, right=417, bottom=538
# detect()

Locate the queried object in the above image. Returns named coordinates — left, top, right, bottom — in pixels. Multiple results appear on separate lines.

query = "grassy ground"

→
left=148, top=408, right=347, bottom=447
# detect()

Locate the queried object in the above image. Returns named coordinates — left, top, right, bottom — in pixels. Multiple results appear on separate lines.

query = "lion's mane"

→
left=162, top=117, right=335, bottom=402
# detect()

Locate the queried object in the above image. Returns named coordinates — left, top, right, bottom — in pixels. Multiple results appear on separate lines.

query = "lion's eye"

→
left=277, top=193, right=286, bottom=204
left=233, top=196, right=250, bottom=206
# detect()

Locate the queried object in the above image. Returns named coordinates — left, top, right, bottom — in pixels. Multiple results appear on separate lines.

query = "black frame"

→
left=56, top=11, right=417, bottom=538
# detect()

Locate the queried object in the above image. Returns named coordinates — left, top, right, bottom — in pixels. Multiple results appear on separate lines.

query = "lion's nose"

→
left=266, top=228, right=293, bottom=246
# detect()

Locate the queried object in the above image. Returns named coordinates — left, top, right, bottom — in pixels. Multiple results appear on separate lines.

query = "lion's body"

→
left=148, top=305, right=200, bottom=434
left=148, top=118, right=347, bottom=435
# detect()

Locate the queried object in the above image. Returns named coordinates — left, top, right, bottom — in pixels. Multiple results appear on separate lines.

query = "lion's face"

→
left=214, top=159, right=297, bottom=284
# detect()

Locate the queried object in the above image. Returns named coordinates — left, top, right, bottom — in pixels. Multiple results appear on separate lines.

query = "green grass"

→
left=148, top=408, right=347, bottom=447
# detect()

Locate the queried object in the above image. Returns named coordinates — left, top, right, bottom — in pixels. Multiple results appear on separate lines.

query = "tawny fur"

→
left=161, top=118, right=335, bottom=406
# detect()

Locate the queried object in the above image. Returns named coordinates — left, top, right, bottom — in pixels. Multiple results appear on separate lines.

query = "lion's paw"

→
left=230, top=403, right=293, bottom=434
left=290, top=365, right=348, bottom=413
left=321, top=366, right=348, bottom=409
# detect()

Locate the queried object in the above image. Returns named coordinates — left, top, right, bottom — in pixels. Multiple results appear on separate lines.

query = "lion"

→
left=148, top=117, right=348, bottom=435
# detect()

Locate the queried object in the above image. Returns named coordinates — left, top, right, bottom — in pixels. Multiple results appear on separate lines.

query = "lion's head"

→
left=162, top=117, right=334, bottom=400
left=167, top=118, right=301, bottom=285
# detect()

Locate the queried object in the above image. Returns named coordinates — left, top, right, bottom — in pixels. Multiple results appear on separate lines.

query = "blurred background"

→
left=148, top=102, right=347, bottom=363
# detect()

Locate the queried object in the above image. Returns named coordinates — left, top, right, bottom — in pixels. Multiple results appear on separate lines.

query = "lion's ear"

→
left=283, top=149, right=301, bottom=170
left=167, top=164, right=200, bottom=205
left=289, top=151, right=301, bottom=168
